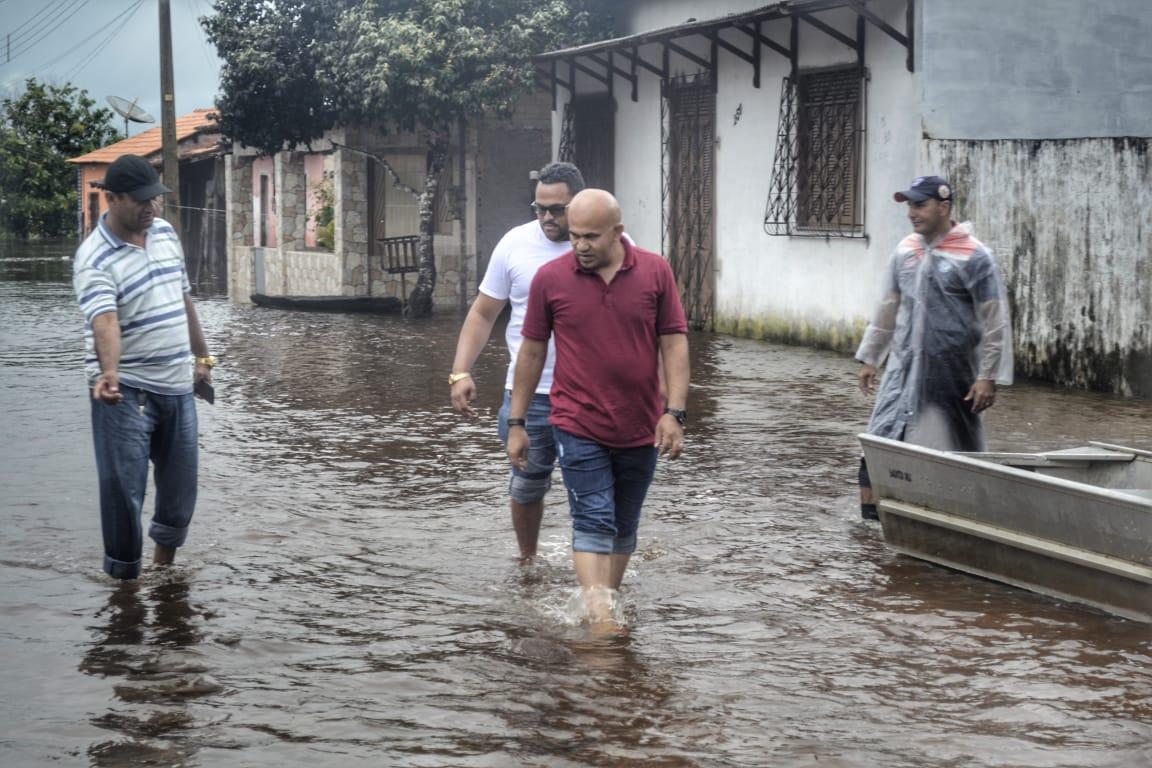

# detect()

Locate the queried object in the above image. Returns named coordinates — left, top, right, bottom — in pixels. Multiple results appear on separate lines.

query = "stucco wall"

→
left=712, top=5, right=918, bottom=349
left=926, top=138, right=1152, bottom=396
left=600, top=1, right=918, bottom=351
left=920, top=0, right=1152, bottom=140
left=621, top=1, right=766, bottom=34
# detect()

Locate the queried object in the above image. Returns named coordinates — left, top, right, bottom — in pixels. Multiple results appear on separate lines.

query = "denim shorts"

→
left=553, top=427, right=658, bottom=555
left=497, top=391, right=556, bottom=504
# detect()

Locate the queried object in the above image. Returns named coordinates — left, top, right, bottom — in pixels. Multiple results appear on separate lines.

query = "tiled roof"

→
left=68, top=108, right=220, bottom=165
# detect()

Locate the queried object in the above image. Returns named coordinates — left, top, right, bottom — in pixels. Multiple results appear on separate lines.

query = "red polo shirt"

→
left=522, top=240, right=688, bottom=448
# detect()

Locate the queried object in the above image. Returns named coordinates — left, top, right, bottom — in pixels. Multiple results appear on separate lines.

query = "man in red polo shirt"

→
left=507, top=188, right=689, bottom=624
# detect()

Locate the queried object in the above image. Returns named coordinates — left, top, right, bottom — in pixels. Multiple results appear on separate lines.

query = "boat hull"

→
left=859, top=434, right=1152, bottom=622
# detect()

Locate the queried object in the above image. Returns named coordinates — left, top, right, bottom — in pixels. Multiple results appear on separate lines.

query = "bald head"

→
left=567, top=189, right=626, bottom=274
left=568, top=189, right=621, bottom=231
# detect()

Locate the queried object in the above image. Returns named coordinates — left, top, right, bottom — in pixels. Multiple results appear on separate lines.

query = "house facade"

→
left=225, top=93, right=554, bottom=310
left=536, top=0, right=1152, bottom=396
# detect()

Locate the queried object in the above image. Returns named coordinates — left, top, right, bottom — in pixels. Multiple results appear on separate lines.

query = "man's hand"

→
left=92, top=371, right=123, bottom=404
left=451, top=377, right=477, bottom=417
left=964, top=379, right=997, bottom=413
left=858, top=364, right=878, bottom=396
left=195, top=361, right=213, bottom=385
left=507, top=426, right=530, bottom=470
left=655, top=414, right=684, bottom=459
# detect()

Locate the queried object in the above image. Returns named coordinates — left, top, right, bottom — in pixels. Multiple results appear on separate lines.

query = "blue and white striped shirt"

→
left=74, top=215, right=193, bottom=395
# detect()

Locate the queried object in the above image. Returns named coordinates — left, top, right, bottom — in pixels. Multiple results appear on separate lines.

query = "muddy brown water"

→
left=1, top=241, right=1150, bottom=767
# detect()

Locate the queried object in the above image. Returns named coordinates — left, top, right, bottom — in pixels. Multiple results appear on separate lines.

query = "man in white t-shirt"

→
left=450, top=162, right=585, bottom=563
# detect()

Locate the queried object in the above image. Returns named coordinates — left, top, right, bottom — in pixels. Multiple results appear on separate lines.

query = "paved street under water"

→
left=1, top=241, right=1150, bottom=767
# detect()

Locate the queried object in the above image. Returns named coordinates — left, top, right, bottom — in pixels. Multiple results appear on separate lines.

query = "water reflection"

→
left=80, top=574, right=216, bottom=766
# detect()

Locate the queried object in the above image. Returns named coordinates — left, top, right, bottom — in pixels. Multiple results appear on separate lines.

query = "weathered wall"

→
left=474, top=91, right=552, bottom=292
left=921, top=0, right=1152, bottom=140
left=927, top=138, right=1152, bottom=396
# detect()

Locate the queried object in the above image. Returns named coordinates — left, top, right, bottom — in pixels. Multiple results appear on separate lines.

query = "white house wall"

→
left=599, top=1, right=919, bottom=349
left=620, top=1, right=768, bottom=33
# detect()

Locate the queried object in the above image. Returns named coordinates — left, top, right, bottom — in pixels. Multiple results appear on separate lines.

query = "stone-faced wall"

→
left=226, top=155, right=254, bottom=300
left=928, top=138, right=1152, bottom=396
left=335, top=142, right=371, bottom=297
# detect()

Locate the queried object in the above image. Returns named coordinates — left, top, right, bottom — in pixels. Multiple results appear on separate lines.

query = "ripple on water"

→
left=2, top=258, right=1151, bottom=766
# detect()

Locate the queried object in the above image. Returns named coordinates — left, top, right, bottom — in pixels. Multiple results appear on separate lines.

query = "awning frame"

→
left=534, top=0, right=914, bottom=104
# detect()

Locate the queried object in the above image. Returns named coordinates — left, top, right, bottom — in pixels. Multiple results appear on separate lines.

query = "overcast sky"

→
left=0, top=0, right=222, bottom=135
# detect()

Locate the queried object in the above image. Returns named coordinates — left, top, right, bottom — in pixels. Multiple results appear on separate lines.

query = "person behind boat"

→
left=855, top=175, right=1013, bottom=520
left=74, top=154, right=215, bottom=579
left=507, top=189, right=690, bottom=624
left=448, top=162, right=587, bottom=562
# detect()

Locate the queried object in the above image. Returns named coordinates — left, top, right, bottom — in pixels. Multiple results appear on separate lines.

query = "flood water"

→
left=1, top=240, right=1150, bottom=767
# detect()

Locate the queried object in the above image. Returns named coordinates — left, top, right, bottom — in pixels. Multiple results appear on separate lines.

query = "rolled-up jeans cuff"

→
left=149, top=520, right=189, bottom=548
left=104, top=555, right=142, bottom=580
left=572, top=531, right=638, bottom=555
left=611, top=532, right=637, bottom=554
left=572, top=530, right=614, bottom=554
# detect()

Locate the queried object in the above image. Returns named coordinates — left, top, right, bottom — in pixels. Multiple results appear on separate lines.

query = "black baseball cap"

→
left=894, top=175, right=952, bottom=203
left=103, top=154, right=171, bottom=202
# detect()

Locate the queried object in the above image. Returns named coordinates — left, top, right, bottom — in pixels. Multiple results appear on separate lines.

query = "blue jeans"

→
left=497, top=391, right=556, bottom=503
left=90, top=385, right=198, bottom=579
left=553, top=428, right=658, bottom=555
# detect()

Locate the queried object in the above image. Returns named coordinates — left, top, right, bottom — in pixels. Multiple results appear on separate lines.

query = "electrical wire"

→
left=3, top=0, right=92, bottom=66
left=4, top=0, right=72, bottom=44
left=62, top=1, right=148, bottom=84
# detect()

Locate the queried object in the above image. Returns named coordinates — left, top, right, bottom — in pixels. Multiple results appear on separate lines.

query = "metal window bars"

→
left=765, top=69, right=865, bottom=238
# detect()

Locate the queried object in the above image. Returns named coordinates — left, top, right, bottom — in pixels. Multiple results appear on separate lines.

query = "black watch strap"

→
left=506, top=418, right=527, bottom=428
left=663, top=407, right=687, bottom=426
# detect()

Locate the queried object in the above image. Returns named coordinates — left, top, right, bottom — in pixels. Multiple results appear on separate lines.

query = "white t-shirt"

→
left=478, top=220, right=569, bottom=394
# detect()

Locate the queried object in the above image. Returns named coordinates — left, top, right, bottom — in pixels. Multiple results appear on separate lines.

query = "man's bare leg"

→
left=512, top=500, right=544, bottom=562
left=573, top=551, right=618, bottom=623
left=608, top=553, right=632, bottom=590
left=154, top=543, right=177, bottom=566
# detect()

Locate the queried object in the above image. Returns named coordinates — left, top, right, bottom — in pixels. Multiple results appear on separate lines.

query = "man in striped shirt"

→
left=74, top=154, right=214, bottom=580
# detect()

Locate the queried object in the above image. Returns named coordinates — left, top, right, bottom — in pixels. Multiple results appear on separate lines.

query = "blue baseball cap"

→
left=894, top=175, right=952, bottom=203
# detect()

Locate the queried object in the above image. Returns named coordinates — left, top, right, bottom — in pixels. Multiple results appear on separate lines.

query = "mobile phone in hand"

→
left=194, top=379, right=215, bottom=404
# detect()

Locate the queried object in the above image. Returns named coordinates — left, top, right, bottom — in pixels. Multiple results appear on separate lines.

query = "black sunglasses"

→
left=530, top=202, right=569, bottom=217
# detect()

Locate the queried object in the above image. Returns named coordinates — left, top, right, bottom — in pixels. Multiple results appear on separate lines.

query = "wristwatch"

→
left=663, top=407, right=687, bottom=426
left=448, top=372, right=472, bottom=385
left=195, top=355, right=216, bottom=368
left=506, top=418, right=527, bottom=429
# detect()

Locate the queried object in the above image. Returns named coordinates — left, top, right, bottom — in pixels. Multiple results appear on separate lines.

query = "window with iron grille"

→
left=765, top=67, right=865, bottom=237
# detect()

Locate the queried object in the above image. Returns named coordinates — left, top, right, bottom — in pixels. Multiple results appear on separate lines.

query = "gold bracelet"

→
left=195, top=355, right=216, bottom=368
left=448, top=372, right=471, bottom=385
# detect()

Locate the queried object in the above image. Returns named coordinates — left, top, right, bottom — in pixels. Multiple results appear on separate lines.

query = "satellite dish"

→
left=107, top=95, right=155, bottom=137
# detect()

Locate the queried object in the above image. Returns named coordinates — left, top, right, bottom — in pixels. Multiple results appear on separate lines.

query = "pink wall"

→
left=304, top=154, right=326, bottom=248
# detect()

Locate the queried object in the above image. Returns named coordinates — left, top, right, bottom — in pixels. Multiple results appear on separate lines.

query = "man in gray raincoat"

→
left=855, top=175, right=1013, bottom=520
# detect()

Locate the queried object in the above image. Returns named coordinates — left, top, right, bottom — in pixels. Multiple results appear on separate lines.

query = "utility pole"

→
left=158, top=0, right=181, bottom=232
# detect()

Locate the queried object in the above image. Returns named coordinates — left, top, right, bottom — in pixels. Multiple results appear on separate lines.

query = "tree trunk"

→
left=406, top=131, right=449, bottom=318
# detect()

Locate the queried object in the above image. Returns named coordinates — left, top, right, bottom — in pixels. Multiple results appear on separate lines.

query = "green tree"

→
left=204, top=0, right=614, bottom=316
left=0, top=78, right=120, bottom=238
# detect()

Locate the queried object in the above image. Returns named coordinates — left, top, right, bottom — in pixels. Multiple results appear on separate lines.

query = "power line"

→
left=4, top=0, right=93, bottom=66
left=62, top=1, right=148, bottom=84
left=5, top=0, right=71, bottom=44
